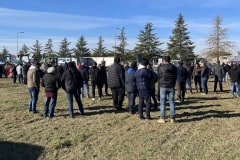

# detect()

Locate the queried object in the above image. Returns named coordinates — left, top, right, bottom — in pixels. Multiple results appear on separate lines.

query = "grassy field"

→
left=0, top=78, right=240, bottom=160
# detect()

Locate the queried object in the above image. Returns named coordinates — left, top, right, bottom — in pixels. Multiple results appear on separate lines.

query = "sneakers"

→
left=157, top=118, right=176, bottom=123
left=92, top=98, right=95, bottom=101
left=170, top=118, right=176, bottom=123
left=157, top=119, right=165, bottom=124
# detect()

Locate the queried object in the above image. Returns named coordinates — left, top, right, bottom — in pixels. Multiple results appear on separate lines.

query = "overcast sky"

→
left=1, top=0, right=240, bottom=55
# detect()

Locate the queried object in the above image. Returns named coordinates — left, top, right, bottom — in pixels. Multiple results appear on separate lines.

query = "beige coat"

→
left=27, top=66, right=40, bottom=88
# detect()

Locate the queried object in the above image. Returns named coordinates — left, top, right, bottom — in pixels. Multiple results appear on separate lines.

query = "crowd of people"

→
left=7, top=56, right=240, bottom=123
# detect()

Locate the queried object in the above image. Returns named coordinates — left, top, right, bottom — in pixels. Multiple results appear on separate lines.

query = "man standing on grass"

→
left=228, top=63, right=240, bottom=97
left=107, top=56, right=125, bottom=110
left=27, top=62, right=41, bottom=114
left=135, top=59, right=152, bottom=120
left=157, top=56, right=177, bottom=123
left=175, top=61, right=188, bottom=103
left=61, top=62, right=84, bottom=118
left=212, top=60, right=225, bottom=93
left=41, top=66, right=62, bottom=118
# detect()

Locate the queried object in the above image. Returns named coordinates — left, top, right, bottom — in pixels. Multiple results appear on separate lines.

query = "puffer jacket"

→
left=108, top=62, right=125, bottom=88
left=42, top=72, right=61, bottom=92
left=157, top=63, right=177, bottom=88
left=135, top=65, right=152, bottom=90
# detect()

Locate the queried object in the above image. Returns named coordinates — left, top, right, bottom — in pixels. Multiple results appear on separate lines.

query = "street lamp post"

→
left=17, top=31, right=24, bottom=56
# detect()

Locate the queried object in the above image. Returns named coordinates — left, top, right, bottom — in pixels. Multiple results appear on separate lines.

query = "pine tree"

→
left=58, top=38, right=71, bottom=57
left=205, top=16, right=233, bottom=61
left=31, top=40, right=42, bottom=62
left=134, top=22, right=163, bottom=60
left=44, top=39, right=55, bottom=58
left=19, top=44, right=30, bottom=62
left=0, top=47, right=9, bottom=61
left=114, top=27, right=127, bottom=56
left=167, top=14, right=195, bottom=62
left=73, top=36, right=91, bottom=61
left=92, top=36, right=107, bottom=57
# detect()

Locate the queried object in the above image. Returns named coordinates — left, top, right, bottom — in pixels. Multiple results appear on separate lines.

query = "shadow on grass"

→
left=177, top=110, right=240, bottom=123
left=85, top=105, right=128, bottom=116
left=176, top=104, right=221, bottom=110
left=0, top=140, right=44, bottom=160
left=55, top=105, right=128, bottom=117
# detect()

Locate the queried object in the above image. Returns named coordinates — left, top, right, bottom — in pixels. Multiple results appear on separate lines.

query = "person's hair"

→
left=141, top=58, right=149, bottom=66
left=114, top=56, right=121, bottom=63
left=68, top=61, right=76, bottom=68
left=163, top=56, right=171, bottom=63
left=130, top=61, right=137, bottom=68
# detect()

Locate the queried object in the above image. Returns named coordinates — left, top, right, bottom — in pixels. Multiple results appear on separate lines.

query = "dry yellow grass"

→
left=0, top=78, right=240, bottom=160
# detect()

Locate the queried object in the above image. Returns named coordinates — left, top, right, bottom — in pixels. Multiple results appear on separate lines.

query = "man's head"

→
left=141, top=58, right=149, bottom=66
left=163, top=56, right=171, bottom=64
left=114, top=56, right=121, bottom=63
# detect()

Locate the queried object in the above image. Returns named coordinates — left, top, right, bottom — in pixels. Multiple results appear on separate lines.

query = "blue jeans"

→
left=186, top=78, right=192, bottom=93
left=28, top=87, right=39, bottom=113
left=138, top=89, right=151, bottom=119
left=201, top=77, right=208, bottom=94
left=127, top=92, right=137, bottom=113
left=44, top=96, right=57, bottom=118
left=160, top=87, right=175, bottom=119
left=81, top=80, right=89, bottom=97
left=231, top=82, right=240, bottom=96
left=66, top=91, right=84, bottom=117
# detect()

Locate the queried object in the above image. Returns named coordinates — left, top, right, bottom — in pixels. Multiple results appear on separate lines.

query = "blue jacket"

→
left=135, top=65, right=152, bottom=90
left=125, top=67, right=137, bottom=93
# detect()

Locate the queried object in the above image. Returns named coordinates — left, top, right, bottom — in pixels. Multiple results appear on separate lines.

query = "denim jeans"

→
left=28, top=87, right=39, bottom=113
left=127, top=92, right=137, bottom=113
left=186, top=78, right=192, bottom=93
left=44, top=96, right=57, bottom=118
left=231, top=82, right=240, bottom=96
left=159, top=87, right=175, bottom=119
left=66, top=91, right=84, bottom=117
left=201, top=77, right=208, bottom=94
left=138, top=89, right=151, bottom=119
left=81, top=80, right=89, bottom=97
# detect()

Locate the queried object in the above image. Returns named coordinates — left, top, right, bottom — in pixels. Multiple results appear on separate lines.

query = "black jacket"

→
left=177, top=65, right=188, bottom=82
left=108, top=62, right=125, bottom=88
left=61, top=68, right=83, bottom=93
left=42, top=73, right=61, bottom=92
left=157, top=63, right=177, bottom=88
left=79, top=66, right=89, bottom=81
left=228, top=66, right=240, bottom=82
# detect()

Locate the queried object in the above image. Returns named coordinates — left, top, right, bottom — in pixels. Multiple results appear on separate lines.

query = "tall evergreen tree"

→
left=92, top=36, right=107, bottom=57
left=31, top=40, right=42, bottom=62
left=19, top=44, right=30, bottom=62
left=0, top=47, right=9, bottom=61
left=205, top=16, right=233, bottom=61
left=167, top=14, right=195, bottom=62
left=134, top=22, right=163, bottom=60
left=114, top=27, right=127, bottom=56
left=73, top=36, right=91, bottom=61
left=44, top=39, right=54, bottom=58
left=58, top=38, right=71, bottom=57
